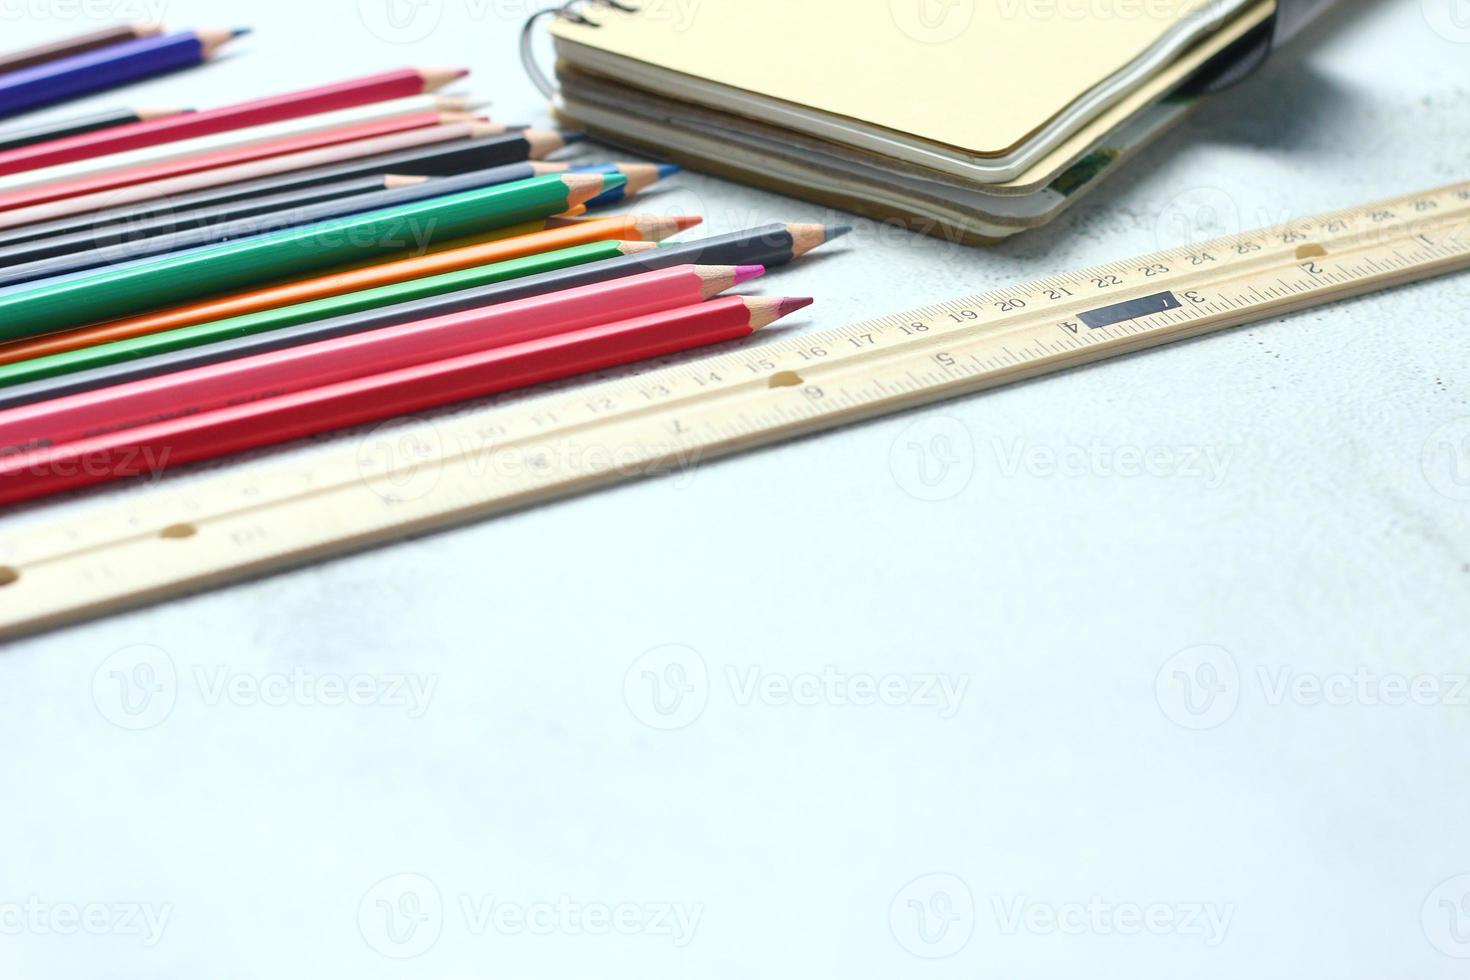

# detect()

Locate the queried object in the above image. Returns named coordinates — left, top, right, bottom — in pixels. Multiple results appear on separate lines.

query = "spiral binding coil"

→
left=520, top=0, right=638, bottom=99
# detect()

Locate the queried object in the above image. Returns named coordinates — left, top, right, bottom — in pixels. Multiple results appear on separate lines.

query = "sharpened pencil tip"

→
left=735, top=265, right=765, bottom=284
left=674, top=216, right=703, bottom=231
left=231, top=27, right=252, bottom=37
left=779, top=297, right=814, bottom=316
left=656, top=163, right=681, bottom=178
left=826, top=224, right=853, bottom=240
left=563, top=131, right=588, bottom=144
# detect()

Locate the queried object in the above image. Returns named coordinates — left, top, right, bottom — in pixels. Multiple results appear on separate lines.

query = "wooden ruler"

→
left=2, top=180, right=1467, bottom=638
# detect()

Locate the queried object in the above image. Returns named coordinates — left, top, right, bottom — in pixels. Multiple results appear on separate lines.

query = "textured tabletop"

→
left=1, top=0, right=1467, bottom=977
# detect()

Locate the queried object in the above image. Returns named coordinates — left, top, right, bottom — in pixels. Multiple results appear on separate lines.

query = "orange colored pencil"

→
left=0, top=214, right=701, bottom=365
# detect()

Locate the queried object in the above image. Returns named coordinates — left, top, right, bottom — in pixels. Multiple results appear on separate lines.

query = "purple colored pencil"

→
left=0, top=29, right=247, bottom=120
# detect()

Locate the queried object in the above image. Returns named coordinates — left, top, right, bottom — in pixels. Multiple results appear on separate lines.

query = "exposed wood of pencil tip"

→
left=467, top=122, right=507, bottom=138
left=197, top=28, right=248, bottom=58
left=133, top=107, right=187, bottom=121
left=132, top=23, right=165, bottom=36
left=615, top=163, right=662, bottom=196
left=696, top=264, right=764, bottom=298
left=530, top=162, right=571, bottom=176
left=745, top=296, right=813, bottom=330
left=616, top=240, right=660, bottom=255
left=523, top=129, right=569, bottom=158
left=633, top=214, right=700, bottom=240
left=418, top=67, right=470, bottom=93
left=383, top=175, right=431, bottom=188
left=560, top=173, right=609, bottom=209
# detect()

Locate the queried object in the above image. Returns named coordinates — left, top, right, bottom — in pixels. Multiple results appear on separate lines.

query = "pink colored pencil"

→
left=0, top=67, right=467, bottom=176
left=0, top=296, right=811, bottom=505
left=0, top=111, right=479, bottom=211
left=0, top=121, right=499, bottom=230
left=0, top=265, right=764, bottom=455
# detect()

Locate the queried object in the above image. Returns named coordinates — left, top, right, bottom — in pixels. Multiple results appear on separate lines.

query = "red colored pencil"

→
left=0, top=265, right=764, bottom=453
left=0, top=296, right=812, bottom=504
left=0, top=67, right=467, bottom=176
left=0, top=111, right=482, bottom=211
left=0, top=122, right=502, bottom=231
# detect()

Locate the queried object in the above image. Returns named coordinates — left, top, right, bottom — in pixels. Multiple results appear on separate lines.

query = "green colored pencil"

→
left=0, top=173, right=617, bottom=340
left=0, top=240, right=647, bottom=388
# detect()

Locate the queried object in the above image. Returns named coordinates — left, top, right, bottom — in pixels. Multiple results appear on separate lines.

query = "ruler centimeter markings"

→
left=1, top=181, right=1468, bottom=637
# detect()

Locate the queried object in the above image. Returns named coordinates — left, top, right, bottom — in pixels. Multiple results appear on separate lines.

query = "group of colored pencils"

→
left=0, top=35, right=843, bottom=506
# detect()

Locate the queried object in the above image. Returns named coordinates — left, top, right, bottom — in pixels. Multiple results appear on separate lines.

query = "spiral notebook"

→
left=546, top=0, right=1294, bottom=241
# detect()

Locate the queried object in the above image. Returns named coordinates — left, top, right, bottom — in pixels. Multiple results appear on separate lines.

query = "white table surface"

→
left=2, top=0, right=1468, bottom=977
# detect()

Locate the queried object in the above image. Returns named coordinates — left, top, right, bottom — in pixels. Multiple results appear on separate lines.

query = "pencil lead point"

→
left=778, top=297, right=814, bottom=316
left=825, top=224, right=853, bottom=240
left=735, top=265, right=765, bottom=284
left=673, top=215, right=702, bottom=231
left=231, top=26, right=252, bottom=37
left=656, top=163, right=681, bottom=178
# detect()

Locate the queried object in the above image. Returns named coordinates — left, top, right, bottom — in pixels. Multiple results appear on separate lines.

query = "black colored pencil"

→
left=0, top=106, right=185, bottom=153
left=0, top=24, right=161, bottom=74
left=0, top=223, right=848, bottom=409
left=0, top=163, right=565, bottom=285
left=0, top=172, right=398, bottom=250
left=0, top=174, right=402, bottom=268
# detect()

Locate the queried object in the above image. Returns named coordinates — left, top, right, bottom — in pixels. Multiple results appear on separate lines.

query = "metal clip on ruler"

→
left=2, top=180, right=1468, bottom=638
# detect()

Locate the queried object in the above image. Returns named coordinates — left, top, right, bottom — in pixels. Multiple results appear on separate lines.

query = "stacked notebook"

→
left=547, top=0, right=1291, bottom=243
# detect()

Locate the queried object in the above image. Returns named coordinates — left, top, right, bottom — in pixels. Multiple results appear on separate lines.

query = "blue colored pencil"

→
left=572, top=161, right=678, bottom=206
left=0, top=29, right=246, bottom=119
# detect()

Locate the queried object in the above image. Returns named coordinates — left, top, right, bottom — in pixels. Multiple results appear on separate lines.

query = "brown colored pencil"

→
left=0, top=23, right=161, bottom=74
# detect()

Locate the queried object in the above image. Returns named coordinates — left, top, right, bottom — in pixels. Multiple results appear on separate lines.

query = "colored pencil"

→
left=0, top=24, right=162, bottom=75
left=0, top=173, right=615, bottom=339
left=0, top=220, right=829, bottom=389
left=572, top=162, right=680, bottom=206
left=0, top=241, right=664, bottom=397
left=0, top=122, right=513, bottom=231
left=0, top=95, right=476, bottom=192
left=0, top=296, right=808, bottom=505
left=0, top=105, right=186, bottom=153
left=0, top=213, right=697, bottom=368
left=0, top=162, right=583, bottom=285
left=0, top=29, right=247, bottom=120
left=0, top=112, right=486, bottom=212
left=0, top=265, right=759, bottom=452
left=0, top=66, right=467, bottom=175
left=0, top=174, right=406, bottom=265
